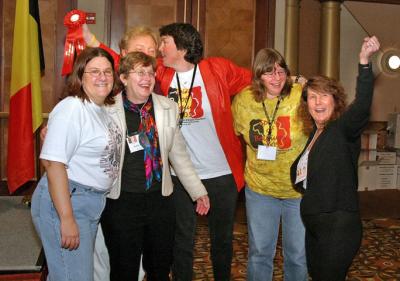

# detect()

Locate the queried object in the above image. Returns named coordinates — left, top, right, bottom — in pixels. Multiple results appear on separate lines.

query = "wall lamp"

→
left=380, top=49, right=400, bottom=74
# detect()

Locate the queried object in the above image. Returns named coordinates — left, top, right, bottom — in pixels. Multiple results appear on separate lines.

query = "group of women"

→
left=30, top=19, right=380, bottom=281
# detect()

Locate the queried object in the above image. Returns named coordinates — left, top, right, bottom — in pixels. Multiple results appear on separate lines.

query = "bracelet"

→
left=89, top=34, right=97, bottom=46
left=295, top=75, right=301, bottom=83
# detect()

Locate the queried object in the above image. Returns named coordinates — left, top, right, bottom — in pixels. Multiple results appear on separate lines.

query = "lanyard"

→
left=261, top=96, right=282, bottom=145
left=176, top=64, right=197, bottom=127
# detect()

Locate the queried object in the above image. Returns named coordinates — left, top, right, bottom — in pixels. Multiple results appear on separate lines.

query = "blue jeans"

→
left=31, top=176, right=106, bottom=281
left=172, top=174, right=238, bottom=281
left=245, top=187, right=307, bottom=281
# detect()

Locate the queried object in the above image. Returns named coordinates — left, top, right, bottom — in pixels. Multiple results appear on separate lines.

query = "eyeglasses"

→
left=129, top=70, right=156, bottom=78
left=262, top=70, right=287, bottom=78
left=84, top=69, right=114, bottom=78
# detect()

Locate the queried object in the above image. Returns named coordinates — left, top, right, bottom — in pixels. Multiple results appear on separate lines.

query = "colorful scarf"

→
left=123, top=93, right=162, bottom=189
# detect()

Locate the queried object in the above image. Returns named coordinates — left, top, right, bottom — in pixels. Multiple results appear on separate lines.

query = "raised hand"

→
left=360, top=36, right=380, bottom=65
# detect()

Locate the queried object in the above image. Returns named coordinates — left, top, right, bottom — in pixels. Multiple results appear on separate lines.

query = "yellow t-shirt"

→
left=232, top=85, right=308, bottom=198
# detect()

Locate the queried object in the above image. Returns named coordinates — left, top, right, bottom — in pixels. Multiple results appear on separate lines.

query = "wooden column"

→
left=284, top=0, right=300, bottom=74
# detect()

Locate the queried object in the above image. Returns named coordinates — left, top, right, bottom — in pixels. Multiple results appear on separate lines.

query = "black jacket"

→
left=290, top=64, right=374, bottom=215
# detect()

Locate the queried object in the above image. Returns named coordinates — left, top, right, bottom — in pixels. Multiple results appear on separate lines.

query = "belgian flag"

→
left=7, top=0, right=45, bottom=193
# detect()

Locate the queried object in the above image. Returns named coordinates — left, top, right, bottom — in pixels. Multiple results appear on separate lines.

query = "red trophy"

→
left=61, top=9, right=87, bottom=76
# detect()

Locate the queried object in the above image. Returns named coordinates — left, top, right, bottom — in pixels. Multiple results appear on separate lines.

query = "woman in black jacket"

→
left=290, top=36, right=380, bottom=281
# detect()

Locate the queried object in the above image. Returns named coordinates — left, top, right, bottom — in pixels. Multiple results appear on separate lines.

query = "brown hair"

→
left=119, top=51, right=157, bottom=78
left=65, top=47, right=117, bottom=105
left=299, top=75, right=347, bottom=130
left=119, top=26, right=158, bottom=52
left=251, top=48, right=292, bottom=102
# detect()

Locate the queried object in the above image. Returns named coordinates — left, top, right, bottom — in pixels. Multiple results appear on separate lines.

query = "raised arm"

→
left=82, top=24, right=121, bottom=68
left=341, top=36, right=380, bottom=137
left=82, top=23, right=100, bottom=47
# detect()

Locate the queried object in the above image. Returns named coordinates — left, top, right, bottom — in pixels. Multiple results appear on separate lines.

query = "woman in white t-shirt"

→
left=31, top=47, right=122, bottom=281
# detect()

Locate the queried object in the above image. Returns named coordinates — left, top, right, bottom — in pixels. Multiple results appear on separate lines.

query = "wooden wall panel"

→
left=204, top=0, right=254, bottom=68
left=38, top=1, right=58, bottom=112
left=125, top=0, right=178, bottom=41
left=298, top=0, right=320, bottom=78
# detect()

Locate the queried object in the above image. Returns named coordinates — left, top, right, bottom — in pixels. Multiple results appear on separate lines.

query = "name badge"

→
left=295, top=150, right=309, bottom=184
left=127, top=134, right=143, bottom=153
left=257, top=145, right=277, bottom=160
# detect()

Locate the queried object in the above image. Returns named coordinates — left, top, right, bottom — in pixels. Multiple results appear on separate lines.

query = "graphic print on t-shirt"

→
left=249, top=116, right=291, bottom=149
left=168, top=86, right=204, bottom=122
left=100, top=119, right=122, bottom=180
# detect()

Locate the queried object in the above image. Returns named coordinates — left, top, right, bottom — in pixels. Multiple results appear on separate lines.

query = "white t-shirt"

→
left=40, top=97, right=122, bottom=190
left=168, top=66, right=231, bottom=179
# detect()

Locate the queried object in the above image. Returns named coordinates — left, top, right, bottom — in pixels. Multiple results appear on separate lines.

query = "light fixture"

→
left=388, top=55, right=400, bottom=70
left=381, top=50, right=400, bottom=74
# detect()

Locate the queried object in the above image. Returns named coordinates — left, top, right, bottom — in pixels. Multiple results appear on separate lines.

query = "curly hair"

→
left=299, top=75, right=347, bottom=130
left=119, top=51, right=157, bottom=77
left=65, top=47, right=117, bottom=105
left=159, top=23, right=203, bottom=64
left=251, top=48, right=292, bottom=103
left=119, top=25, right=158, bottom=52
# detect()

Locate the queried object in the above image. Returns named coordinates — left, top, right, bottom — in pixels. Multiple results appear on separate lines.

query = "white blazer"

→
left=106, top=92, right=207, bottom=200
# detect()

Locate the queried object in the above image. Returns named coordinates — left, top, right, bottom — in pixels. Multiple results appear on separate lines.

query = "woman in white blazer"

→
left=101, top=51, right=210, bottom=281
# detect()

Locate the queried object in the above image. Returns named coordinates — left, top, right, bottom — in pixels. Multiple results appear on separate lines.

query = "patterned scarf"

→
left=123, top=93, right=162, bottom=189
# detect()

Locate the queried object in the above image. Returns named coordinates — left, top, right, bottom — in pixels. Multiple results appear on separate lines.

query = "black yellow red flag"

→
left=7, top=0, right=44, bottom=193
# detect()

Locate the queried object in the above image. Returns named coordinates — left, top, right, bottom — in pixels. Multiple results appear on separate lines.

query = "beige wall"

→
left=277, top=0, right=400, bottom=122
left=341, top=1, right=400, bottom=121
left=274, top=0, right=285, bottom=55
left=78, top=0, right=107, bottom=43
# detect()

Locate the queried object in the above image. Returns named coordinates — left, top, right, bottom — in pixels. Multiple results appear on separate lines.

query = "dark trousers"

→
left=172, top=174, right=238, bottom=281
left=101, top=190, right=175, bottom=281
left=302, top=210, right=362, bottom=281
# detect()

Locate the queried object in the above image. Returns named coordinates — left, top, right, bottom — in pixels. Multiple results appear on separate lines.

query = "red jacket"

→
left=99, top=43, right=251, bottom=190
left=156, top=58, right=251, bottom=190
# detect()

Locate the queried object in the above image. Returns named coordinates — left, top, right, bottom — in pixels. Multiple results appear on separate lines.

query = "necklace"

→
left=176, top=64, right=197, bottom=127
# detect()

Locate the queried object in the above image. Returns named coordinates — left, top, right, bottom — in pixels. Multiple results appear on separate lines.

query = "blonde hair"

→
left=119, top=26, right=158, bottom=52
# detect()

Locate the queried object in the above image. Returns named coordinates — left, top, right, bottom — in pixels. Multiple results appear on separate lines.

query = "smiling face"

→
left=82, top=57, right=114, bottom=105
left=159, top=35, right=186, bottom=68
left=121, top=35, right=157, bottom=57
left=120, top=64, right=155, bottom=104
left=306, top=89, right=335, bottom=128
left=261, top=63, right=287, bottom=99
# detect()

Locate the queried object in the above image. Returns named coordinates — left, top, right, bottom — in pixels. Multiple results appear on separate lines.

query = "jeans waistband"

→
left=68, top=179, right=109, bottom=195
